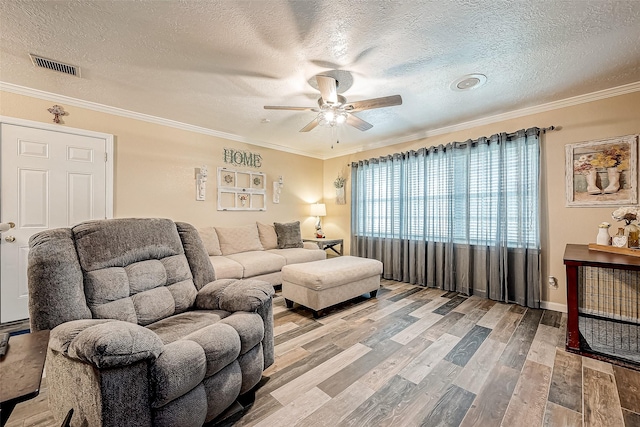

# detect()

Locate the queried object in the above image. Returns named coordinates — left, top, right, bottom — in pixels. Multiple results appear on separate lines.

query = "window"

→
left=352, top=130, right=539, bottom=248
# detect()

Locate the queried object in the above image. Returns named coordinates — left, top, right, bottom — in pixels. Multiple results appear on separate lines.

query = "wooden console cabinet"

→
left=564, top=244, right=640, bottom=367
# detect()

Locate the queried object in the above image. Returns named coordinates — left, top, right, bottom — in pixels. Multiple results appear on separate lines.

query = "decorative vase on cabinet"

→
left=625, top=223, right=640, bottom=248
left=597, top=225, right=611, bottom=246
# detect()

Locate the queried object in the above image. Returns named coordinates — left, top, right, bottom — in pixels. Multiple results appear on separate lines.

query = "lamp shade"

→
left=310, top=203, right=326, bottom=217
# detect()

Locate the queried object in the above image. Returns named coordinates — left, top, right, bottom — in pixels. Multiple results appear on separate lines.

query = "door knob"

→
left=0, top=222, right=15, bottom=232
left=5, top=236, right=15, bottom=243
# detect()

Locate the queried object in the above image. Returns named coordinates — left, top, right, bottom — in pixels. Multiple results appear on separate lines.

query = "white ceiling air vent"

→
left=29, top=54, right=80, bottom=77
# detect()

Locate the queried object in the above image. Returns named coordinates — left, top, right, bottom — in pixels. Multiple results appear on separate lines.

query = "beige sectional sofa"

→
left=198, top=222, right=326, bottom=285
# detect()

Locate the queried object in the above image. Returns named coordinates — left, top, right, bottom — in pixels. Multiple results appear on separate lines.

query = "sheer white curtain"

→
left=351, top=128, right=540, bottom=307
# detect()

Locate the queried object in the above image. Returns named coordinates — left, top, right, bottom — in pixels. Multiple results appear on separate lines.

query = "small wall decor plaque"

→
left=196, top=165, right=208, bottom=201
left=273, top=175, right=283, bottom=204
left=334, top=174, right=347, bottom=205
left=47, top=104, right=68, bottom=124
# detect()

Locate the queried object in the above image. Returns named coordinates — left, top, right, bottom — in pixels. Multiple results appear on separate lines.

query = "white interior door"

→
left=1, top=120, right=113, bottom=323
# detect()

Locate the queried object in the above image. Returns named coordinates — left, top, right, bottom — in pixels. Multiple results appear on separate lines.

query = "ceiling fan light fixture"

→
left=317, top=107, right=347, bottom=127
left=324, top=110, right=335, bottom=122
left=265, top=73, right=400, bottom=133
left=450, top=74, right=487, bottom=92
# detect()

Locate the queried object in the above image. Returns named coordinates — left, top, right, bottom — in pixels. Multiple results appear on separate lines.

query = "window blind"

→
left=352, top=129, right=540, bottom=248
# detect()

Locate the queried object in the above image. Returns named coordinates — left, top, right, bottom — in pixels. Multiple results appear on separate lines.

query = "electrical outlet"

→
left=548, top=276, right=558, bottom=288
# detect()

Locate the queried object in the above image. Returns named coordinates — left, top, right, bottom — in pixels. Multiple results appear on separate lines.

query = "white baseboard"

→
left=540, top=301, right=567, bottom=313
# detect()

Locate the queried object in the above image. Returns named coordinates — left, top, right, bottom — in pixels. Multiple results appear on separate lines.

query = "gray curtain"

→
left=351, top=128, right=540, bottom=308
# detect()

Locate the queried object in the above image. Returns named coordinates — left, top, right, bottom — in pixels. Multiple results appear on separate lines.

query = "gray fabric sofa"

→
left=28, top=218, right=275, bottom=427
left=199, top=222, right=326, bottom=286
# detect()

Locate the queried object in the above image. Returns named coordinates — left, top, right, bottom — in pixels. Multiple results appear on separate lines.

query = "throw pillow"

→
left=198, top=227, right=222, bottom=256
left=215, top=225, right=264, bottom=255
left=257, top=222, right=278, bottom=250
left=274, top=221, right=303, bottom=249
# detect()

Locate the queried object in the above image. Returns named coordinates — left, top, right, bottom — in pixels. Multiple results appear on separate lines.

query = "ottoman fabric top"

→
left=282, top=256, right=383, bottom=291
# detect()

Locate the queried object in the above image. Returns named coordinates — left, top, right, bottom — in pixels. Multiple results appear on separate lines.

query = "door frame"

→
left=0, top=115, right=114, bottom=218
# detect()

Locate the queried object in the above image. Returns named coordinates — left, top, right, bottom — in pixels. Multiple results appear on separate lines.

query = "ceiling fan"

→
left=264, top=74, right=402, bottom=132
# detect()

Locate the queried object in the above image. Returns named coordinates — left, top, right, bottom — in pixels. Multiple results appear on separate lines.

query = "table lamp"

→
left=310, top=203, right=326, bottom=238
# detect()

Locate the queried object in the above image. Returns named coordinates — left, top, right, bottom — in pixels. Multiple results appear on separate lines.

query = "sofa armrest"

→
left=303, top=241, right=320, bottom=250
left=49, top=319, right=164, bottom=369
left=196, top=279, right=274, bottom=313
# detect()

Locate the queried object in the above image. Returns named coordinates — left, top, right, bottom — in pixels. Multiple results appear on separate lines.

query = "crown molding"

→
left=322, top=80, right=640, bottom=160
left=3, top=80, right=640, bottom=161
left=0, top=82, right=319, bottom=159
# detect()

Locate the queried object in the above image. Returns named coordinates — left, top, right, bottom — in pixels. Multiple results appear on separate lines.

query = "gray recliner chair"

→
left=27, top=218, right=275, bottom=427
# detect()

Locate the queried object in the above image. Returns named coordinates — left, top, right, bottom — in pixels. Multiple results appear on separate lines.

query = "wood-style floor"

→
left=5, top=280, right=640, bottom=426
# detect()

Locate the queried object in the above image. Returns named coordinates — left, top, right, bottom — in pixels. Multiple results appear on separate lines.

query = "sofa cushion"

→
left=274, top=221, right=303, bottom=249
left=220, top=312, right=264, bottom=355
left=209, top=256, right=243, bottom=280
left=203, top=362, right=242, bottom=422
left=199, top=227, right=222, bottom=256
left=268, top=248, right=326, bottom=265
left=257, top=223, right=278, bottom=250
left=150, top=340, right=206, bottom=408
left=237, top=345, right=264, bottom=394
left=83, top=254, right=196, bottom=325
left=67, top=320, right=164, bottom=368
left=152, top=382, right=207, bottom=427
left=185, top=323, right=241, bottom=377
left=147, top=310, right=231, bottom=344
left=72, top=218, right=199, bottom=326
left=73, top=218, right=184, bottom=271
left=215, top=225, right=264, bottom=255
left=198, top=279, right=275, bottom=313
left=226, top=251, right=286, bottom=277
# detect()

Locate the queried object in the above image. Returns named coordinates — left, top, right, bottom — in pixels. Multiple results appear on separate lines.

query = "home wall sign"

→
left=217, top=167, right=266, bottom=211
left=223, top=148, right=262, bottom=168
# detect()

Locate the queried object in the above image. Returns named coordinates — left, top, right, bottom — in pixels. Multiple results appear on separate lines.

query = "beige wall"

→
left=4, top=89, right=640, bottom=308
left=323, top=91, right=640, bottom=308
left=0, top=90, right=323, bottom=235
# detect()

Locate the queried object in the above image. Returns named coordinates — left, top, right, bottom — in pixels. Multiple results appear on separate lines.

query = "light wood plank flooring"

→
left=5, top=280, right=640, bottom=427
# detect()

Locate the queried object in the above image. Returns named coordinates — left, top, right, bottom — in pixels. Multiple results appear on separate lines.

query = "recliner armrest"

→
left=196, top=279, right=274, bottom=313
left=50, top=319, right=164, bottom=369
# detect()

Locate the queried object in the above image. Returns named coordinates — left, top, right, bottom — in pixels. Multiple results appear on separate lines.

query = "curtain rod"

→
left=347, top=125, right=558, bottom=166
left=503, top=125, right=557, bottom=139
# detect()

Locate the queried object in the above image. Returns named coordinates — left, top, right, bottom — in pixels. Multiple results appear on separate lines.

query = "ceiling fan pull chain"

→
left=331, top=126, right=337, bottom=149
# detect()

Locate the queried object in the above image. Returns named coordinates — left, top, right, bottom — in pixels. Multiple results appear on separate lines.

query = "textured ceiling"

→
left=1, top=1, right=640, bottom=159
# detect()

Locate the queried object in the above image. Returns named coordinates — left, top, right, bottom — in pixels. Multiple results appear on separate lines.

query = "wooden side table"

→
left=564, top=244, right=640, bottom=368
left=303, top=238, right=344, bottom=256
left=0, top=330, right=50, bottom=427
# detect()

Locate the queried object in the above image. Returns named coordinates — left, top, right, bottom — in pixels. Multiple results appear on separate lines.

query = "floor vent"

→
left=29, top=54, right=80, bottom=77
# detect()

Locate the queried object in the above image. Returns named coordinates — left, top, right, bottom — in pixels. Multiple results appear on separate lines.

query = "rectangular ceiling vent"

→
left=29, top=54, right=81, bottom=77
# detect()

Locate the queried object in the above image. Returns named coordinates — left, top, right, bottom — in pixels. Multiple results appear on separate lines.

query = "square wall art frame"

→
left=565, top=134, right=639, bottom=207
left=217, top=167, right=266, bottom=211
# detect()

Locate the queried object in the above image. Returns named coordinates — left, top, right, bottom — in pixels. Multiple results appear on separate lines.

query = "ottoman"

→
left=281, top=256, right=383, bottom=317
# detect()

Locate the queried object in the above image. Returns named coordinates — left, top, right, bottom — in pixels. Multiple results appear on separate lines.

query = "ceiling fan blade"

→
left=346, top=113, right=373, bottom=131
left=300, top=118, right=320, bottom=132
left=264, top=106, right=318, bottom=111
left=345, top=95, right=403, bottom=112
left=316, top=75, right=338, bottom=105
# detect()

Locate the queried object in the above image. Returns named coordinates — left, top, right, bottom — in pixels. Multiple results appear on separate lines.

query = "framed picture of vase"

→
left=565, top=134, right=639, bottom=207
